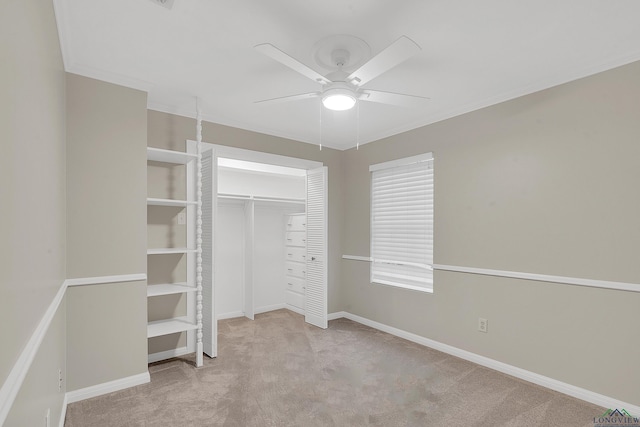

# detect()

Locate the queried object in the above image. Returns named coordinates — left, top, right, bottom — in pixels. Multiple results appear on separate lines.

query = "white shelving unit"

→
left=146, top=145, right=203, bottom=366
left=146, top=247, right=197, bottom=255
left=147, top=147, right=197, bottom=164
left=147, top=197, right=197, bottom=207
left=147, top=283, right=196, bottom=297
left=147, top=317, right=199, bottom=338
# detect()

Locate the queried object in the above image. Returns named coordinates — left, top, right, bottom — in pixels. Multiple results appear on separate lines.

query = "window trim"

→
left=369, top=152, right=433, bottom=173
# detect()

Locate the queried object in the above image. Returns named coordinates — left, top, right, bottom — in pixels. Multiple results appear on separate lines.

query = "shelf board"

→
left=147, top=147, right=197, bottom=164
left=147, top=317, right=198, bottom=338
left=147, top=197, right=196, bottom=207
left=147, top=283, right=196, bottom=297
left=147, top=248, right=196, bottom=255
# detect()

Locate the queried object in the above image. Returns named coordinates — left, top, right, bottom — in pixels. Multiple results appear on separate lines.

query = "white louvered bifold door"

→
left=305, top=166, right=328, bottom=329
left=202, top=149, right=217, bottom=357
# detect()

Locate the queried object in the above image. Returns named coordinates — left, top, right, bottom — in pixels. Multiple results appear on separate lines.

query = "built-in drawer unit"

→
left=286, top=276, right=306, bottom=294
left=285, top=246, right=306, bottom=263
left=285, top=213, right=307, bottom=313
left=285, top=231, right=306, bottom=247
left=286, top=290, right=305, bottom=309
left=286, top=214, right=306, bottom=232
left=285, top=261, right=306, bottom=279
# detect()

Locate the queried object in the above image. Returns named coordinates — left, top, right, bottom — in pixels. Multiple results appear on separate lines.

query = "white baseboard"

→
left=58, top=392, right=68, bottom=427
left=285, top=304, right=305, bottom=316
left=327, top=311, right=343, bottom=321
left=219, top=305, right=303, bottom=320
left=148, top=346, right=192, bottom=364
left=217, top=311, right=244, bottom=320
left=328, top=311, right=640, bottom=416
left=66, top=372, right=150, bottom=404
left=1, top=273, right=151, bottom=426
left=255, top=303, right=286, bottom=315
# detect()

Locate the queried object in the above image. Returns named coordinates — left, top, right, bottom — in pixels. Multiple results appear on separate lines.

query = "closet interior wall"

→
left=215, top=200, right=244, bottom=318
left=216, top=165, right=305, bottom=320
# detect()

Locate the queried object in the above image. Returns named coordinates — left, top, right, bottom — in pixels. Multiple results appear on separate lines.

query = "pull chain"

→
left=319, top=98, right=323, bottom=151
left=356, top=101, right=360, bottom=150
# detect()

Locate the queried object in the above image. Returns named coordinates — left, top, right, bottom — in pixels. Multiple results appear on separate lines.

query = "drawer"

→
left=285, top=247, right=306, bottom=263
left=285, top=261, right=306, bottom=279
left=285, top=231, right=306, bottom=247
left=286, top=214, right=306, bottom=232
left=286, top=289, right=305, bottom=309
left=286, top=276, right=306, bottom=294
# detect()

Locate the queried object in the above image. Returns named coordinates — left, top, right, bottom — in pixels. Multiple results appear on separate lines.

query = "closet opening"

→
left=216, top=157, right=307, bottom=321
left=187, top=141, right=328, bottom=359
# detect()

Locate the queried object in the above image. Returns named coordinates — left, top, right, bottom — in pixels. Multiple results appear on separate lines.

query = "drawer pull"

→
left=287, top=268, right=293, bottom=271
left=287, top=283, right=293, bottom=286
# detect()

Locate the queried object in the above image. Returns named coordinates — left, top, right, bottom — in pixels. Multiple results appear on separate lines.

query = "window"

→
left=370, top=153, right=434, bottom=292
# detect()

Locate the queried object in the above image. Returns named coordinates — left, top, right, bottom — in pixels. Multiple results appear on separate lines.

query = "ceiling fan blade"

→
left=255, top=92, right=320, bottom=106
left=359, top=89, right=429, bottom=108
left=255, top=43, right=331, bottom=85
left=347, top=36, right=421, bottom=87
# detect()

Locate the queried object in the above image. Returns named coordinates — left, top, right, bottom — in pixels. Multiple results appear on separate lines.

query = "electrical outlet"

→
left=58, top=369, right=63, bottom=391
left=177, top=211, right=186, bottom=225
left=148, top=0, right=175, bottom=10
left=478, top=318, right=488, bottom=333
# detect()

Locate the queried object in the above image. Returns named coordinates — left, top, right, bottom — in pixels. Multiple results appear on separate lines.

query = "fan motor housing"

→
left=313, top=35, right=371, bottom=72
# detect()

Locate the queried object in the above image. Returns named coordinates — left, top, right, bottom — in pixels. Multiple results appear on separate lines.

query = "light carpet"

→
left=65, top=309, right=602, bottom=426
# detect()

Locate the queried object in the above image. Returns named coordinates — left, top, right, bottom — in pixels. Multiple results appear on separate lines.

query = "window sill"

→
left=371, top=280, right=433, bottom=294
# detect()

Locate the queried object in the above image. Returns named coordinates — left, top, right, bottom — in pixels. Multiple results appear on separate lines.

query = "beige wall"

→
left=147, top=111, right=345, bottom=313
left=0, top=0, right=67, bottom=425
left=66, top=282, right=147, bottom=390
left=66, top=74, right=148, bottom=278
left=65, top=74, right=148, bottom=391
left=341, top=61, right=640, bottom=405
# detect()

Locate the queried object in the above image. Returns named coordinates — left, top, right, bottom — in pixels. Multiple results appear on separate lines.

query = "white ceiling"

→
left=54, top=0, right=640, bottom=150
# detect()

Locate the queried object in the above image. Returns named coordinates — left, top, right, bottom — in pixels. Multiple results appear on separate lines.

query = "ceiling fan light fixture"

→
left=322, top=89, right=356, bottom=111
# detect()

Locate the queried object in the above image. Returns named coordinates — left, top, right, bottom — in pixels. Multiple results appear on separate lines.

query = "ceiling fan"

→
left=254, top=35, right=429, bottom=111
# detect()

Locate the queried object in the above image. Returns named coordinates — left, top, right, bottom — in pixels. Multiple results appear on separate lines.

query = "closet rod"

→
left=218, top=193, right=305, bottom=205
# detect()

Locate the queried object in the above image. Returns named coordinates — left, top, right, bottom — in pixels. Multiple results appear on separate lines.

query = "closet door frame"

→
left=195, top=142, right=326, bottom=327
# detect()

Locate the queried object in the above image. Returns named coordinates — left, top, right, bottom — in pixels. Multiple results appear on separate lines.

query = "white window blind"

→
left=370, top=153, right=434, bottom=292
